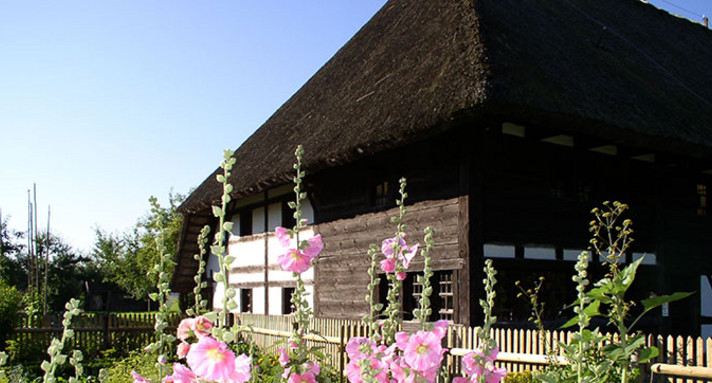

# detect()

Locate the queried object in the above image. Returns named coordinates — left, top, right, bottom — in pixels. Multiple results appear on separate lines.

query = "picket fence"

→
left=12, top=312, right=182, bottom=359
left=234, top=313, right=712, bottom=383
left=11, top=312, right=712, bottom=382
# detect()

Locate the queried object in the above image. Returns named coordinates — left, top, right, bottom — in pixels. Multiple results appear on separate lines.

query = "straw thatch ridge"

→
left=180, top=0, right=712, bottom=216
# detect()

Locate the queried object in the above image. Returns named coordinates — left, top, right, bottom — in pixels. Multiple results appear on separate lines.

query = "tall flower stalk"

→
left=145, top=197, right=177, bottom=378
left=187, top=225, right=211, bottom=317
left=413, top=226, right=435, bottom=330
left=41, top=299, right=82, bottom=383
left=381, top=178, right=413, bottom=344
left=363, top=243, right=382, bottom=341
left=274, top=145, right=325, bottom=381
left=209, top=150, right=238, bottom=336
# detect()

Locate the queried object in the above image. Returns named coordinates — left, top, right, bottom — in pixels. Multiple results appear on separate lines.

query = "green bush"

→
left=504, top=370, right=533, bottom=383
left=100, top=350, right=158, bottom=383
left=0, top=279, right=22, bottom=351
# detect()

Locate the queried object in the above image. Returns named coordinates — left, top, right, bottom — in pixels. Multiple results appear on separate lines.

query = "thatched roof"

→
left=172, top=0, right=712, bottom=292
left=179, top=0, right=712, bottom=216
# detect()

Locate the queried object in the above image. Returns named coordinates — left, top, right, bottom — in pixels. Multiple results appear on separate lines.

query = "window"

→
left=398, top=270, right=456, bottom=322
left=698, top=184, right=707, bottom=216
left=240, top=289, right=252, bottom=313
left=282, top=287, right=296, bottom=314
left=239, top=210, right=252, bottom=236
left=437, top=272, right=455, bottom=321
left=282, top=202, right=296, bottom=230
left=373, top=180, right=390, bottom=207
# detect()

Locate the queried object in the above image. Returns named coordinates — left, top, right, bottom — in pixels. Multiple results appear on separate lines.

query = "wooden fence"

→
left=235, top=313, right=712, bottom=383
left=12, top=312, right=182, bottom=359
left=11, top=312, right=712, bottom=382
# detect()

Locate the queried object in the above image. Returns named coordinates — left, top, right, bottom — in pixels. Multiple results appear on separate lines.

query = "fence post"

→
left=339, top=324, right=346, bottom=383
left=103, top=313, right=111, bottom=350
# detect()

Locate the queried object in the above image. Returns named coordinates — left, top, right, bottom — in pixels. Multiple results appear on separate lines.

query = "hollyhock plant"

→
left=186, top=336, right=237, bottom=382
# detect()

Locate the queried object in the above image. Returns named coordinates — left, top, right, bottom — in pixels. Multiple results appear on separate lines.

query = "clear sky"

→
left=0, top=0, right=709, bottom=253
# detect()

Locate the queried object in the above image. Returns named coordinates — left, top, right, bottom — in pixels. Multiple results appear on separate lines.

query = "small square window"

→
left=697, top=184, right=707, bottom=216
left=374, top=181, right=390, bottom=206
left=282, top=287, right=296, bottom=314
left=240, top=289, right=253, bottom=313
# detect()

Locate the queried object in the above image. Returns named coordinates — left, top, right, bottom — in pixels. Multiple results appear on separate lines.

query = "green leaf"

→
left=560, top=301, right=601, bottom=328
left=223, top=222, right=234, bottom=232
left=616, top=256, right=644, bottom=292
left=203, top=312, right=218, bottom=322
left=642, top=292, right=693, bottom=312
left=587, top=287, right=613, bottom=304
left=222, top=332, right=236, bottom=343
left=40, top=360, right=51, bottom=372
left=212, top=206, right=223, bottom=218
left=637, top=346, right=659, bottom=363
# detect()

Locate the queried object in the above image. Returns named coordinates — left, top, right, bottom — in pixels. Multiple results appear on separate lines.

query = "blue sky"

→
left=0, top=1, right=709, bottom=253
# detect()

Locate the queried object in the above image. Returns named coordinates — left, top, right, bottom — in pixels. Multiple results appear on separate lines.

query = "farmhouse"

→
left=171, top=0, right=712, bottom=336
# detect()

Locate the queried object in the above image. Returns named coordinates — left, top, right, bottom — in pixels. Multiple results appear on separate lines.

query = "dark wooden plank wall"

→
left=314, top=198, right=463, bottom=320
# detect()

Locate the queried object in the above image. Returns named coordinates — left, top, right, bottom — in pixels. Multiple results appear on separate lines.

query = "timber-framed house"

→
left=171, top=0, right=712, bottom=337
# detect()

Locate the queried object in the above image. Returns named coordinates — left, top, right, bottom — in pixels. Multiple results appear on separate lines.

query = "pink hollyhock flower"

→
left=397, top=330, right=445, bottom=373
left=345, top=358, right=388, bottom=383
left=275, top=226, right=292, bottom=247
left=193, top=316, right=213, bottom=337
left=177, top=318, right=196, bottom=341
left=485, top=364, right=507, bottom=383
left=186, top=336, right=236, bottom=382
left=177, top=341, right=190, bottom=359
left=380, top=258, right=396, bottom=273
left=278, top=249, right=312, bottom=274
left=306, top=361, right=320, bottom=376
left=288, top=371, right=317, bottom=383
left=229, top=354, right=252, bottom=383
left=345, top=337, right=377, bottom=360
left=131, top=371, right=150, bottom=383
left=162, top=363, right=197, bottom=383
left=462, top=347, right=498, bottom=376
left=380, top=236, right=419, bottom=278
left=278, top=348, right=290, bottom=366
left=452, top=378, right=471, bottom=383
left=277, top=234, right=323, bottom=274
left=304, top=235, right=323, bottom=258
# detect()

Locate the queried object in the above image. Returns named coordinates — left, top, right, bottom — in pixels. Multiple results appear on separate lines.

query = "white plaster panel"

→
left=231, top=272, right=264, bottom=284
left=229, top=236, right=265, bottom=268
left=304, top=285, right=314, bottom=308
left=253, top=288, right=266, bottom=314
left=268, top=287, right=283, bottom=315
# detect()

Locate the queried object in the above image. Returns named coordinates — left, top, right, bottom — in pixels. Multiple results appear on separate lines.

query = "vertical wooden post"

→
left=103, top=313, right=111, bottom=350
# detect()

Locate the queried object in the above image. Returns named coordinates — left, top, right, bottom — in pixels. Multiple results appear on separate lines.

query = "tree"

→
left=0, top=215, right=26, bottom=289
left=92, top=193, right=184, bottom=307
